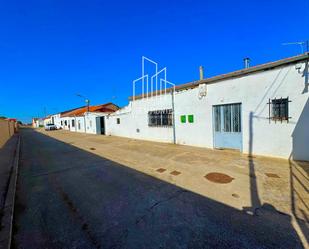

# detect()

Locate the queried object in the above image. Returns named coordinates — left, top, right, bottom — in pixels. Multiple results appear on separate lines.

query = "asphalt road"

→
left=12, top=129, right=304, bottom=249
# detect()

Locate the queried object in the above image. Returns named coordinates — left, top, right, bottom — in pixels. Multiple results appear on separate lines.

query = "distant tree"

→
left=0, top=116, right=7, bottom=119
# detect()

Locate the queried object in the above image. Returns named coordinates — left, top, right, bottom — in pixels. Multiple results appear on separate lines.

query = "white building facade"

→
left=106, top=53, right=309, bottom=161
left=58, top=103, right=119, bottom=135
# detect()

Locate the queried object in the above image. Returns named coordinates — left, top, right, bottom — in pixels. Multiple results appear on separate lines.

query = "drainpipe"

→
left=171, top=88, right=176, bottom=144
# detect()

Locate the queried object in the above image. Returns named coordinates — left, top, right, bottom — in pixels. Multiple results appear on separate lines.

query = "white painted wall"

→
left=33, top=119, right=44, bottom=128
left=178, top=62, right=309, bottom=161
left=85, top=112, right=106, bottom=134
left=106, top=94, right=174, bottom=143
left=106, top=61, right=309, bottom=161
left=50, top=114, right=61, bottom=129
left=43, top=117, right=52, bottom=127
left=59, top=113, right=107, bottom=134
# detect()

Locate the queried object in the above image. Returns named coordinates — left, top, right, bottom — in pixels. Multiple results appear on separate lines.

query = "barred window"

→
left=148, top=109, right=173, bottom=127
left=72, top=120, right=75, bottom=127
left=271, top=98, right=289, bottom=121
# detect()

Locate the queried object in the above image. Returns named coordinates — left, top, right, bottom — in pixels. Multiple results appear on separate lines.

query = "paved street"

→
left=13, top=128, right=306, bottom=249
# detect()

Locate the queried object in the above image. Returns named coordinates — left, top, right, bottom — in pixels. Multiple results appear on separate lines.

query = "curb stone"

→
left=0, top=135, right=21, bottom=249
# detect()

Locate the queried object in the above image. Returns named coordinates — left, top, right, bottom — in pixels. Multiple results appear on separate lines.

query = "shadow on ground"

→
left=0, top=135, right=18, bottom=228
left=12, top=128, right=305, bottom=249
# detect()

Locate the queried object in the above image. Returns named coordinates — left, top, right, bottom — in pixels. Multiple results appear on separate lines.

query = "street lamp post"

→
left=76, top=94, right=90, bottom=133
left=76, top=94, right=90, bottom=112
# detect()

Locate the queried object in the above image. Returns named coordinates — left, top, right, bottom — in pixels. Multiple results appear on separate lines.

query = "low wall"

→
left=0, top=119, right=16, bottom=148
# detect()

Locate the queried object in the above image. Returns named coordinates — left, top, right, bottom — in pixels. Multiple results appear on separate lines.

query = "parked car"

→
left=45, top=123, right=57, bottom=131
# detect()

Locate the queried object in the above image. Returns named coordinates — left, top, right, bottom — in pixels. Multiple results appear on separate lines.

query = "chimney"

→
left=199, top=66, right=204, bottom=80
left=244, top=57, right=250, bottom=68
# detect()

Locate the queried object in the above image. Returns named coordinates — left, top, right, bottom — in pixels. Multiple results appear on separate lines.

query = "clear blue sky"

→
left=1, top=0, right=308, bottom=123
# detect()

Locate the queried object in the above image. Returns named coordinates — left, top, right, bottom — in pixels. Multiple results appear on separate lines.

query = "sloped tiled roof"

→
left=61, top=103, right=119, bottom=117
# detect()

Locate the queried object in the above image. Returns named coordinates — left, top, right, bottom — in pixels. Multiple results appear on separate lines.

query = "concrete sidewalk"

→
left=41, top=129, right=309, bottom=246
left=39, top=129, right=309, bottom=221
left=0, top=135, right=18, bottom=216
left=0, top=134, right=19, bottom=249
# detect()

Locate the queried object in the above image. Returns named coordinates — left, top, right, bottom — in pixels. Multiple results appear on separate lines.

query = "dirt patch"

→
left=265, top=173, right=280, bottom=178
left=156, top=168, right=166, bottom=173
left=232, top=193, right=240, bottom=198
left=170, top=170, right=181, bottom=176
left=89, top=148, right=96, bottom=151
left=205, top=172, right=234, bottom=184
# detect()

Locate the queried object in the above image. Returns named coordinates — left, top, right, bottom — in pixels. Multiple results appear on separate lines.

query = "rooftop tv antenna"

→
left=282, top=40, right=309, bottom=53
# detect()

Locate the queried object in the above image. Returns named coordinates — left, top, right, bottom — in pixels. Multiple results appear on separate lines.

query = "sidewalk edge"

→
left=0, top=135, right=21, bottom=249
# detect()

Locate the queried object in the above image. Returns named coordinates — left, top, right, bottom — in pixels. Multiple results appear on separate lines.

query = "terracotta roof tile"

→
left=61, top=103, right=119, bottom=117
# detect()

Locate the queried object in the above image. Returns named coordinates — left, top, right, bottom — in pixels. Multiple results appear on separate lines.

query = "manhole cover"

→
left=156, top=168, right=166, bottom=173
left=89, top=148, right=96, bottom=150
left=170, top=170, right=181, bottom=176
left=205, top=172, right=234, bottom=184
left=265, top=173, right=280, bottom=178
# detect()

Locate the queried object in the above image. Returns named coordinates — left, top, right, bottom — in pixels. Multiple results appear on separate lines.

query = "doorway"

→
left=213, top=103, right=242, bottom=150
left=100, top=116, right=105, bottom=135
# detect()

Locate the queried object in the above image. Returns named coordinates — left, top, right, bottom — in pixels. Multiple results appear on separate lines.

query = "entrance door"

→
left=100, top=116, right=105, bottom=135
left=213, top=103, right=242, bottom=150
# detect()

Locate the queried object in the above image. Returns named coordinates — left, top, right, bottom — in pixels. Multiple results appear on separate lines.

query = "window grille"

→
left=268, top=97, right=291, bottom=123
left=148, top=109, right=173, bottom=127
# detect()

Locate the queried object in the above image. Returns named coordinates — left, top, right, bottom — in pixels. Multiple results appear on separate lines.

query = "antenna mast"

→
left=282, top=40, right=309, bottom=53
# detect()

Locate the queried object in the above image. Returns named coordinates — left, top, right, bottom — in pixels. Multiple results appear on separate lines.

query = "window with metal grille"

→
left=214, top=106, right=221, bottom=132
left=117, top=118, right=120, bottom=124
left=269, top=97, right=290, bottom=122
left=148, top=109, right=173, bottom=127
left=223, top=105, right=231, bottom=132
left=72, top=120, right=75, bottom=127
left=231, top=104, right=241, bottom=132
